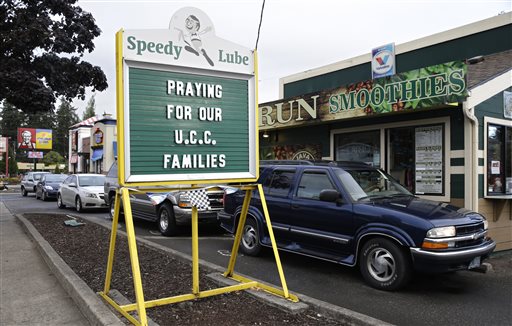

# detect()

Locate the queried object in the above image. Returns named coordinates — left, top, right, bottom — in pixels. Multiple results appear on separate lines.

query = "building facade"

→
left=259, top=13, right=512, bottom=250
left=68, top=114, right=116, bottom=175
left=89, top=115, right=116, bottom=174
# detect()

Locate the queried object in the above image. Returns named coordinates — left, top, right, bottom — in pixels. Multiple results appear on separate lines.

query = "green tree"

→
left=82, top=94, right=96, bottom=120
left=0, top=102, right=25, bottom=141
left=42, top=150, right=64, bottom=172
left=0, top=0, right=108, bottom=114
left=55, top=98, right=79, bottom=158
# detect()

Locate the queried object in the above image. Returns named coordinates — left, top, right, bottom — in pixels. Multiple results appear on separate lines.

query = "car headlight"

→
left=178, top=193, right=192, bottom=208
left=85, top=192, right=98, bottom=198
left=426, top=226, right=456, bottom=238
left=44, top=185, right=53, bottom=190
left=422, top=226, right=456, bottom=250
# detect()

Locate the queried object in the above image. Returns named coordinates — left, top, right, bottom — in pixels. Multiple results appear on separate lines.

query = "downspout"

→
left=462, top=101, right=479, bottom=211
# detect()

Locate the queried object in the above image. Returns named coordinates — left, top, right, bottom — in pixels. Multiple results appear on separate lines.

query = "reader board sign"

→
left=117, top=7, right=257, bottom=186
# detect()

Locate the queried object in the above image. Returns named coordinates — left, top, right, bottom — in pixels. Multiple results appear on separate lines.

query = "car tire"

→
left=75, top=196, right=83, bottom=213
left=359, top=237, right=412, bottom=291
left=57, top=194, right=65, bottom=208
left=21, top=187, right=27, bottom=196
left=41, top=191, right=47, bottom=201
left=157, top=203, right=177, bottom=236
left=240, top=217, right=262, bottom=256
left=109, top=195, right=124, bottom=221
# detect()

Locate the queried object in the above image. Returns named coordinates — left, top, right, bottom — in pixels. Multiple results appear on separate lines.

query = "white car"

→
left=58, top=174, right=107, bottom=212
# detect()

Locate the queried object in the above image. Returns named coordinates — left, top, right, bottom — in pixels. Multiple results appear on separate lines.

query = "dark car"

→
left=35, top=174, right=68, bottom=201
left=219, top=161, right=496, bottom=291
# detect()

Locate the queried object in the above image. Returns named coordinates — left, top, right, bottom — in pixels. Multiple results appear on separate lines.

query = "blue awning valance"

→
left=91, top=148, right=103, bottom=161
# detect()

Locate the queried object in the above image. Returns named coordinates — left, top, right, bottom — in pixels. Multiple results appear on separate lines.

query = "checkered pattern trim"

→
left=187, top=188, right=210, bottom=211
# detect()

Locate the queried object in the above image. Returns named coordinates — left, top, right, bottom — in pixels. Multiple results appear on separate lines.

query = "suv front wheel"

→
left=158, top=203, right=177, bottom=236
left=21, top=186, right=27, bottom=196
left=359, top=237, right=412, bottom=291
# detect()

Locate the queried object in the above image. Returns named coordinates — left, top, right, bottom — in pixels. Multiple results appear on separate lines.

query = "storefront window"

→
left=334, top=130, right=380, bottom=167
left=389, top=128, right=415, bottom=192
left=414, top=125, right=444, bottom=195
left=389, top=124, right=444, bottom=195
left=487, top=123, right=512, bottom=196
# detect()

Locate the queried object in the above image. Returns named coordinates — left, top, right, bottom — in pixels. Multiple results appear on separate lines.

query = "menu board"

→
left=415, top=125, right=443, bottom=194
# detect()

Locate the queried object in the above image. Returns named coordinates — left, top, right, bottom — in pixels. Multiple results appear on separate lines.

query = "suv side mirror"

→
left=69, top=183, right=77, bottom=188
left=319, top=189, right=342, bottom=203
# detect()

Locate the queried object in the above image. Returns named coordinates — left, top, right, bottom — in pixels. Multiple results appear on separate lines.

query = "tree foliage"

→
left=0, top=0, right=108, bottom=114
left=54, top=98, right=79, bottom=157
left=41, top=150, right=64, bottom=165
left=82, top=94, right=96, bottom=120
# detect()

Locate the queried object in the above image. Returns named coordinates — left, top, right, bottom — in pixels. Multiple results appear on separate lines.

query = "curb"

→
left=15, top=214, right=124, bottom=326
left=18, top=213, right=391, bottom=326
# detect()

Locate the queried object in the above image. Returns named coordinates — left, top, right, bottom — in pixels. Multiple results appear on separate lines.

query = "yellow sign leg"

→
left=257, top=184, right=290, bottom=299
left=192, top=206, right=199, bottom=294
left=121, top=188, right=148, bottom=326
left=103, top=190, right=120, bottom=294
left=224, top=188, right=253, bottom=277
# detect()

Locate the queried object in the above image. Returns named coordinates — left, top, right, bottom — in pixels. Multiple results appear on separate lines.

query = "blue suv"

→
left=218, top=161, right=496, bottom=291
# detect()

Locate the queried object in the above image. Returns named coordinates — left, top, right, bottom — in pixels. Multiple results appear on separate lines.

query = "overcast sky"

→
left=73, top=0, right=511, bottom=118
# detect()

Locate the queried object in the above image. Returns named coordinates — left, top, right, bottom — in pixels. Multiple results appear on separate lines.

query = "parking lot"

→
left=2, top=190, right=511, bottom=326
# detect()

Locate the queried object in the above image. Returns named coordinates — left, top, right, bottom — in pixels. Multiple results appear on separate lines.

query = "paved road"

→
left=2, top=192, right=511, bottom=326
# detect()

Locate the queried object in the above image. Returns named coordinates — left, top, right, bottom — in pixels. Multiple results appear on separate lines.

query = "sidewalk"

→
left=0, top=201, right=90, bottom=325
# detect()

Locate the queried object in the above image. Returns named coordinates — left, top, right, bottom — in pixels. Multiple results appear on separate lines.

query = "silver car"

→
left=57, top=174, right=107, bottom=212
left=21, top=171, right=50, bottom=196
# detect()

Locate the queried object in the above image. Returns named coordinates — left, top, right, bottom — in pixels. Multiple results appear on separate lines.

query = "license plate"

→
left=468, top=256, right=481, bottom=269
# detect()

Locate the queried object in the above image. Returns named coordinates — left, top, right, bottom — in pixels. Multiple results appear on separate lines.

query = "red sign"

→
left=17, top=128, right=36, bottom=150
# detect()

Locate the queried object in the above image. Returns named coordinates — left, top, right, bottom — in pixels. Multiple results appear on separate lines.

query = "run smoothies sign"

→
left=117, top=7, right=257, bottom=185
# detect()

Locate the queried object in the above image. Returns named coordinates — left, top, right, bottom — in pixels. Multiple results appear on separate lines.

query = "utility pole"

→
left=5, top=137, right=9, bottom=177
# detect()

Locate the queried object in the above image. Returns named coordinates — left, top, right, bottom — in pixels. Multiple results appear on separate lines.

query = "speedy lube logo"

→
left=124, top=12, right=251, bottom=68
left=126, top=36, right=183, bottom=59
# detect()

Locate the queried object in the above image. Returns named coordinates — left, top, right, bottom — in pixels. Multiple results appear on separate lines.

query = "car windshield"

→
left=33, top=174, right=44, bottom=180
left=335, top=168, right=413, bottom=201
left=78, top=175, right=105, bottom=187
left=46, top=175, right=67, bottom=182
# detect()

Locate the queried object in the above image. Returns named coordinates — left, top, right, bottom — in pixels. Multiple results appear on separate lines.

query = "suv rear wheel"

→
left=158, top=203, right=177, bottom=236
left=359, top=237, right=411, bottom=291
left=21, top=186, right=27, bottom=196
left=240, top=217, right=262, bottom=256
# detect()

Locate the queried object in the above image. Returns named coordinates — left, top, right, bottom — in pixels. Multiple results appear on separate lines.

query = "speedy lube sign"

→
left=117, top=7, right=257, bottom=185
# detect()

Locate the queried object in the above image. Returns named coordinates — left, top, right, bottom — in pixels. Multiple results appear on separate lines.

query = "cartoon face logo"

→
left=185, top=15, right=200, bottom=32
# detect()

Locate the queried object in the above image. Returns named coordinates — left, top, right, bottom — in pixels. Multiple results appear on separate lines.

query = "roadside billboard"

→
left=17, top=128, right=52, bottom=150
left=117, top=7, right=257, bottom=186
left=28, top=151, right=44, bottom=159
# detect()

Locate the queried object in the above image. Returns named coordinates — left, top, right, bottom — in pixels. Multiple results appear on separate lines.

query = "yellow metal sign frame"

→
left=99, top=185, right=298, bottom=326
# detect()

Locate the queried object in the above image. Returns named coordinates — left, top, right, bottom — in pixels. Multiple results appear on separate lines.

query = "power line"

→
left=255, top=0, right=266, bottom=50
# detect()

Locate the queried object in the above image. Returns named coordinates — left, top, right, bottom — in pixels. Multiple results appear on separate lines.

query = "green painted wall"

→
left=475, top=87, right=512, bottom=150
